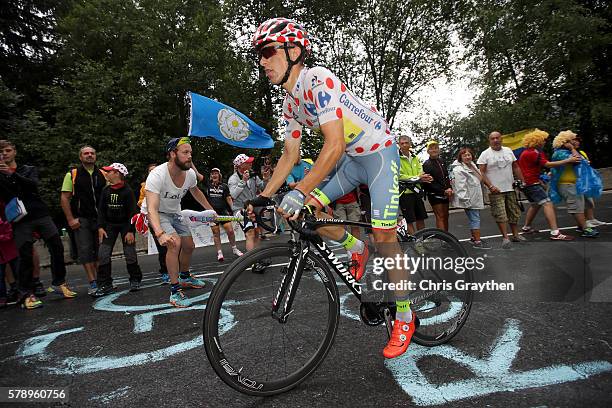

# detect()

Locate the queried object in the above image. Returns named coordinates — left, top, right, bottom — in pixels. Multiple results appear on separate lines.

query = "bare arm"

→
left=512, top=161, right=525, bottom=183
left=261, top=137, right=302, bottom=197
left=190, top=162, right=205, bottom=182
left=478, top=163, right=499, bottom=193
left=144, top=190, right=163, bottom=236
left=60, top=191, right=79, bottom=228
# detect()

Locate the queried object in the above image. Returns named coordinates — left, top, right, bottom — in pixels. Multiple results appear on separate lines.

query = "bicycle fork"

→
left=271, top=240, right=308, bottom=323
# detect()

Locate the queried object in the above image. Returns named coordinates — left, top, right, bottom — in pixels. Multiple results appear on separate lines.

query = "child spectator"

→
left=92, top=163, right=142, bottom=297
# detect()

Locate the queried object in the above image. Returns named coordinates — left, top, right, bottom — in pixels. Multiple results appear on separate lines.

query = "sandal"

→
left=550, top=233, right=574, bottom=241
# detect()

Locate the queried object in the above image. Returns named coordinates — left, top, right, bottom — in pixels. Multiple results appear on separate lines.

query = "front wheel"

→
left=203, top=243, right=340, bottom=396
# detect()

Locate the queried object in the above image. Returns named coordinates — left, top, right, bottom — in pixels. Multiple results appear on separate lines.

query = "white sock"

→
left=550, top=229, right=559, bottom=235
left=351, top=240, right=365, bottom=255
left=396, top=310, right=413, bottom=323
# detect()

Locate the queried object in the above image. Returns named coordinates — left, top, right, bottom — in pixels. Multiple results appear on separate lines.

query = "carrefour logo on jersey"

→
left=339, top=94, right=374, bottom=124
left=317, top=91, right=332, bottom=108
left=305, top=103, right=317, bottom=117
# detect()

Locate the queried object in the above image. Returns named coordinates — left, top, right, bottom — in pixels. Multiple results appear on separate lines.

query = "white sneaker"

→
left=217, top=251, right=224, bottom=262
left=587, top=219, right=605, bottom=227
left=232, top=247, right=244, bottom=257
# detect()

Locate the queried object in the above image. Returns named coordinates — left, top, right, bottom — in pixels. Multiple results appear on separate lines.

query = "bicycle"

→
left=203, top=202, right=472, bottom=396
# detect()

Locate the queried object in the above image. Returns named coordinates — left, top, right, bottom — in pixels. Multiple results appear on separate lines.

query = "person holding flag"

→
left=141, top=137, right=216, bottom=307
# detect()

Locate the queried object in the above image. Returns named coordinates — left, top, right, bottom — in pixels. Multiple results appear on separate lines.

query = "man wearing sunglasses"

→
left=249, top=17, right=414, bottom=359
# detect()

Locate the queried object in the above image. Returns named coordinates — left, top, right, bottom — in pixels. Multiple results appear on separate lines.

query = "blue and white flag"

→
left=188, top=91, right=274, bottom=149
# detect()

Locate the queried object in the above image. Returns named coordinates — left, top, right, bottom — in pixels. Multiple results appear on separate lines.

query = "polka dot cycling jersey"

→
left=283, top=66, right=395, bottom=156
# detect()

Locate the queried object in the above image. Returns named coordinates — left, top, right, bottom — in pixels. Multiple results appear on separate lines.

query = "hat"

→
left=101, top=163, right=129, bottom=176
left=426, top=140, right=439, bottom=149
left=302, top=158, right=314, bottom=168
left=166, top=137, right=191, bottom=153
left=233, top=154, right=254, bottom=167
left=211, top=167, right=221, bottom=173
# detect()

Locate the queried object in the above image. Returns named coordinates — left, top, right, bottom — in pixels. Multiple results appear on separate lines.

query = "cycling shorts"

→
left=310, top=145, right=400, bottom=230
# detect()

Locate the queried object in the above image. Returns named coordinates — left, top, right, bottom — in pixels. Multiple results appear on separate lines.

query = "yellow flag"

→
left=502, top=128, right=535, bottom=151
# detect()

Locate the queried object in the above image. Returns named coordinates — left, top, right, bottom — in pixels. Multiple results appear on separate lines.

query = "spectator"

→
left=60, top=145, right=106, bottom=294
left=477, top=131, right=526, bottom=248
left=549, top=130, right=600, bottom=238
left=398, top=136, right=432, bottom=235
left=30, top=244, right=45, bottom=298
left=423, top=140, right=453, bottom=231
left=0, top=200, right=19, bottom=308
left=204, top=168, right=243, bottom=262
left=286, top=154, right=313, bottom=190
left=229, top=154, right=265, bottom=252
left=518, top=129, right=579, bottom=240
left=138, top=163, right=157, bottom=207
left=142, top=137, right=215, bottom=307
left=139, top=163, right=169, bottom=284
left=571, top=136, right=606, bottom=228
left=332, top=189, right=362, bottom=241
left=449, top=147, right=491, bottom=249
left=92, top=163, right=142, bottom=297
left=0, top=140, right=76, bottom=308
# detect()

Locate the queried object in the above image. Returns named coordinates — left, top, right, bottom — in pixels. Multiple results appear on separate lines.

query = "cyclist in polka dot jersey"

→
left=249, top=17, right=415, bottom=359
left=282, top=67, right=395, bottom=157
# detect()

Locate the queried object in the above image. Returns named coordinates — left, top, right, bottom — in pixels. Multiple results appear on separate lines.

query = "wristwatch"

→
left=155, top=230, right=165, bottom=238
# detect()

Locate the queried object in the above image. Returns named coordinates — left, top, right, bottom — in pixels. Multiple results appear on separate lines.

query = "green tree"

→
left=452, top=0, right=612, bottom=166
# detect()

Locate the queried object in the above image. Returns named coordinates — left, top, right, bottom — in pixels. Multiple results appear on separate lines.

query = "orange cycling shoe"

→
left=383, top=313, right=416, bottom=359
left=349, top=245, right=369, bottom=281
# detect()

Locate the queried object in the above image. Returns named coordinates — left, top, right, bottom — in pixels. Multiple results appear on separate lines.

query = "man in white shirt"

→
left=477, top=131, right=526, bottom=249
left=143, top=137, right=215, bottom=307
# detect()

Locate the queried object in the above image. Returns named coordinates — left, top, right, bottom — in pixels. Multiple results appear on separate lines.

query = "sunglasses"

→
left=258, top=44, right=294, bottom=60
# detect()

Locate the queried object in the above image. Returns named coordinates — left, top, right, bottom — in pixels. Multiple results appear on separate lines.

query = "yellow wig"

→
left=523, top=129, right=549, bottom=148
left=552, top=130, right=577, bottom=149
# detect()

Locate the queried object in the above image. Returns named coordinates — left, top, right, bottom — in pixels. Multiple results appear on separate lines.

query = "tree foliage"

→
left=446, top=0, right=612, bottom=164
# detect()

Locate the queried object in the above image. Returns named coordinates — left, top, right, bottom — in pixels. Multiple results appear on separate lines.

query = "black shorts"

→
left=427, top=195, right=449, bottom=206
left=400, top=193, right=428, bottom=223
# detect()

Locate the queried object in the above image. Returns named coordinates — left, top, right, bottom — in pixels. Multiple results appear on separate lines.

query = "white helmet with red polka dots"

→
left=252, top=17, right=312, bottom=53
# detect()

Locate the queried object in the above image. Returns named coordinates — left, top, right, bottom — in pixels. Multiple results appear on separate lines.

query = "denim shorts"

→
left=524, top=184, right=550, bottom=205
left=464, top=209, right=481, bottom=229
left=159, top=212, right=192, bottom=237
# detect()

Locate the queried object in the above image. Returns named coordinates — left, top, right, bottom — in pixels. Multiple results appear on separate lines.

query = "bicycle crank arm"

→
left=383, top=308, right=393, bottom=339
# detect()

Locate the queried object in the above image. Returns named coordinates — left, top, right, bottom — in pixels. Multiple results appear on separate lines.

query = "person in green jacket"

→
left=398, top=136, right=432, bottom=234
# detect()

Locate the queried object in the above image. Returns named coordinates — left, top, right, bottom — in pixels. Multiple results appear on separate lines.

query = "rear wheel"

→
left=399, top=228, right=472, bottom=346
left=203, top=243, right=340, bottom=396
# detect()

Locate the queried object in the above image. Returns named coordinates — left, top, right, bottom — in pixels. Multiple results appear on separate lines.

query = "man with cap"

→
left=204, top=167, right=243, bottom=261
left=93, top=163, right=142, bottom=296
left=142, top=137, right=216, bottom=307
left=228, top=153, right=266, bottom=252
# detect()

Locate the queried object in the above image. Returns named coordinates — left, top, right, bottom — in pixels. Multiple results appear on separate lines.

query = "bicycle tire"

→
left=203, top=243, right=340, bottom=396
left=401, top=228, right=473, bottom=347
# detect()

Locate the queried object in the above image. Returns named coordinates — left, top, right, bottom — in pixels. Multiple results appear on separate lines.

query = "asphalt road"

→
left=1, top=193, right=612, bottom=407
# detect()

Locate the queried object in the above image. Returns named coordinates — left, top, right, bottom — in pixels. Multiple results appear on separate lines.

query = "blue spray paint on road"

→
left=385, top=319, right=612, bottom=406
